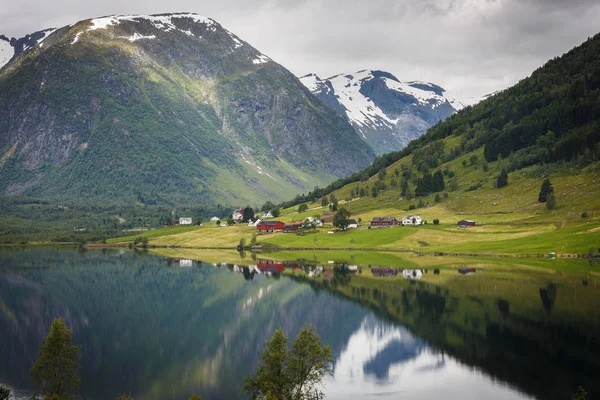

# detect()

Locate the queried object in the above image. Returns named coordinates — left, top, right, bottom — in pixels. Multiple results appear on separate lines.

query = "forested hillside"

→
left=279, top=33, right=600, bottom=208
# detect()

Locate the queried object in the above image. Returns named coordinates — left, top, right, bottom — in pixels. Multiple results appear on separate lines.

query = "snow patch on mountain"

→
left=126, top=33, right=156, bottom=42
left=300, top=69, right=463, bottom=155
left=252, top=54, right=270, bottom=65
left=0, top=37, right=13, bottom=69
left=462, top=90, right=500, bottom=107
left=88, top=13, right=215, bottom=32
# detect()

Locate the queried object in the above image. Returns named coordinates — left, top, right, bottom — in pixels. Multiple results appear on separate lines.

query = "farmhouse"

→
left=179, top=217, right=192, bottom=225
left=232, top=209, right=244, bottom=223
left=257, top=221, right=285, bottom=232
left=401, top=215, right=423, bottom=226
left=347, top=219, right=358, bottom=229
left=263, top=211, right=274, bottom=219
left=370, top=217, right=400, bottom=228
left=458, top=220, right=477, bottom=227
left=284, top=222, right=302, bottom=232
left=210, top=216, right=220, bottom=222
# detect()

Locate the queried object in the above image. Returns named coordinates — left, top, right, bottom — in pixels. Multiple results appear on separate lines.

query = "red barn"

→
left=257, top=221, right=285, bottom=232
left=370, top=217, right=400, bottom=228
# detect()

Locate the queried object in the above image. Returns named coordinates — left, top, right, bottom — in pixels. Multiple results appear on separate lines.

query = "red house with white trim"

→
left=257, top=221, right=286, bottom=232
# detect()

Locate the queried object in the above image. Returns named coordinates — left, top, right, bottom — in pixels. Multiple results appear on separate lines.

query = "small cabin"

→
left=347, top=219, right=358, bottom=229
left=179, top=217, right=192, bottom=225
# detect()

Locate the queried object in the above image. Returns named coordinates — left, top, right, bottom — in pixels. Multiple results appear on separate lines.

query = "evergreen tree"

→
left=496, top=169, right=508, bottom=188
left=432, top=170, right=445, bottom=192
left=320, top=196, right=329, bottom=207
left=30, top=318, right=81, bottom=400
left=0, top=385, right=10, bottom=400
left=401, top=179, right=409, bottom=196
left=378, top=168, right=387, bottom=181
left=243, top=206, right=255, bottom=222
left=538, top=179, right=554, bottom=203
left=298, top=204, right=308, bottom=213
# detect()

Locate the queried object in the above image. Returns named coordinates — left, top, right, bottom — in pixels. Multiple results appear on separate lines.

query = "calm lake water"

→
left=0, top=248, right=598, bottom=400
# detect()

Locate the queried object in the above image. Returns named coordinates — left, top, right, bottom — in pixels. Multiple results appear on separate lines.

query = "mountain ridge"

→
left=0, top=13, right=375, bottom=206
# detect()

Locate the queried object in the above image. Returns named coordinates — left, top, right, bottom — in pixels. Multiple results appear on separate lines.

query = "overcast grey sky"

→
left=1, top=0, right=599, bottom=99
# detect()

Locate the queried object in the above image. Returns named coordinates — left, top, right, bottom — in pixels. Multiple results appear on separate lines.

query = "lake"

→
left=0, top=248, right=598, bottom=399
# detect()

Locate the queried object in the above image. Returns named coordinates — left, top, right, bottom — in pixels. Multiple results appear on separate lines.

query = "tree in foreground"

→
left=333, top=207, right=351, bottom=231
left=244, top=325, right=333, bottom=400
left=30, top=317, right=81, bottom=400
left=0, top=385, right=11, bottom=400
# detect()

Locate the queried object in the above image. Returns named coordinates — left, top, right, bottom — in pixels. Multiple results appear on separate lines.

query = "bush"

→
left=434, top=194, right=441, bottom=202
left=408, top=204, right=416, bottom=210
left=581, top=211, right=588, bottom=218
left=433, top=269, right=440, bottom=275
left=433, top=218, right=440, bottom=225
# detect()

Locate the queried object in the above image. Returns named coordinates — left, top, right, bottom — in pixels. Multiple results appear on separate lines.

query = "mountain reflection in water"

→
left=0, top=248, right=598, bottom=400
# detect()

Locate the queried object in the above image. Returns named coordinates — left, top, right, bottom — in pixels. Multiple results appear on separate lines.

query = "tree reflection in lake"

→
left=0, top=248, right=598, bottom=400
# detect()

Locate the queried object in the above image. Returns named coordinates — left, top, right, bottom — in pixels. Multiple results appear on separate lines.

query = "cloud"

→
left=1, top=0, right=599, bottom=99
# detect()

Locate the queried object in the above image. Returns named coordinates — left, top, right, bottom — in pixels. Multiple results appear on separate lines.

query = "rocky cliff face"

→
left=300, top=70, right=463, bottom=155
left=0, top=13, right=374, bottom=205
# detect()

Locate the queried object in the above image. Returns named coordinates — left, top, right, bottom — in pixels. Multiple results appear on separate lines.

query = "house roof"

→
left=371, top=217, right=398, bottom=222
left=262, top=221, right=282, bottom=226
left=348, top=219, right=358, bottom=224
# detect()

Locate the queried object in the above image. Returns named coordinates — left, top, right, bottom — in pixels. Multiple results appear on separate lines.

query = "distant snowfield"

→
left=88, top=13, right=216, bottom=33
left=0, top=38, right=13, bottom=69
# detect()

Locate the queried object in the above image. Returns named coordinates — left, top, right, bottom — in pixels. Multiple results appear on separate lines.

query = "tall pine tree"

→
left=538, top=179, right=554, bottom=202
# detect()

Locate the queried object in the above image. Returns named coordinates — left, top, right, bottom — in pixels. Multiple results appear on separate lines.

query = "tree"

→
left=570, top=386, right=588, bottom=400
left=400, top=179, right=409, bottom=196
left=244, top=326, right=333, bottom=400
left=188, top=394, right=204, bottom=400
left=262, top=201, right=275, bottom=212
left=538, top=179, right=554, bottom=203
left=546, top=192, right=556, bottom=210
left=243, top=206, right=255, bottom=222
left=0, top=385, right=10, bottom=400
left=320, top=196, right=329, bottom=207
left=333, top=207, right=351, bottom=230
left=496, top=169, right=508, bottom=188
left=31, top=318, right=81, bottom=400
left=115, top=395, right=132, bottom=400
left=298, top=204, right=309, bottom=213
left=271, top=208, right=281, bottom=218
left=378, top=168, right=387, bottom=181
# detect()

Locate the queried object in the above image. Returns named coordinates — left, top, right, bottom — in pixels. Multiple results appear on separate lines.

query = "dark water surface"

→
left=0, top=248, right=598, bottom=399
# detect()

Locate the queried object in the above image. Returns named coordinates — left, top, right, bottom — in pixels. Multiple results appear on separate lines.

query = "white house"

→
left=263, top=211, right=274, bottom=219
left=179, top=259, right=193, bottom=268
left=303, top=216, right=323, bottom=228
left=347, top=219, right=358, bottom=229
left=179, top=217, right=193, bottom=225
left=249, top=218, right=262, bottom=227
left=401, top=215, right=423, bottom=226
left=210, top=216, right=220, bottom=222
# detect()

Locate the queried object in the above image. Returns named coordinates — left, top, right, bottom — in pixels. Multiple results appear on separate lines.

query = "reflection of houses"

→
left=458, top=267, right=476, bottom=275
left=371, top=267, right=399, bottom=277
left=371, top=217, right=400, bottom=228
left=401, top=215, right=423, bottom=226
left=257, top=221, right=285, bottom=232
left=458, top=220, right=477, bottom=228
left=179, top=217, right=193, bottom=225
left=257, top=261, right=285, bottom=273
left=402, top=269, right=423, bottom=280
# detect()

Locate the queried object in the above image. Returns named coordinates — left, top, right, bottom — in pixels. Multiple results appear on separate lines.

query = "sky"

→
left=1, top=0, right=599, bottom=99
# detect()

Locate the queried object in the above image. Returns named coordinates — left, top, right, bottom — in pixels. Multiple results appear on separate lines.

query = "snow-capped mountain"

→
left=300, top=70, right=464, bottom=155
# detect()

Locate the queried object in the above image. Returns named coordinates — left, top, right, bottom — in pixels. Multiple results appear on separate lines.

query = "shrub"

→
left=433, top=218, right=440, bottom=225
left=581, top=211, right=588, bottom=218
left=433, top=269, right=440, bottom=275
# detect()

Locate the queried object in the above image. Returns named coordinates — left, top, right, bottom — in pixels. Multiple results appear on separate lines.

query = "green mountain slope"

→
left=279, top=33, right=600, bottom=213
left=0, top=13, right=374, bottom=206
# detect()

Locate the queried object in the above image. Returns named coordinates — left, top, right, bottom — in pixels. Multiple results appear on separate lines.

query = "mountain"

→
left=281, top=33, right=600, bottom=211
left=0, top=13, right=374, bottom=206
left=461, top=90, right=501, bottom=108
left=299, top=70, right=463, bottom=155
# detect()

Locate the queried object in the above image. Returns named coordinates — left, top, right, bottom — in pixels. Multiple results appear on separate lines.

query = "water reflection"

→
left=0, top=248, right=598, bottom=400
